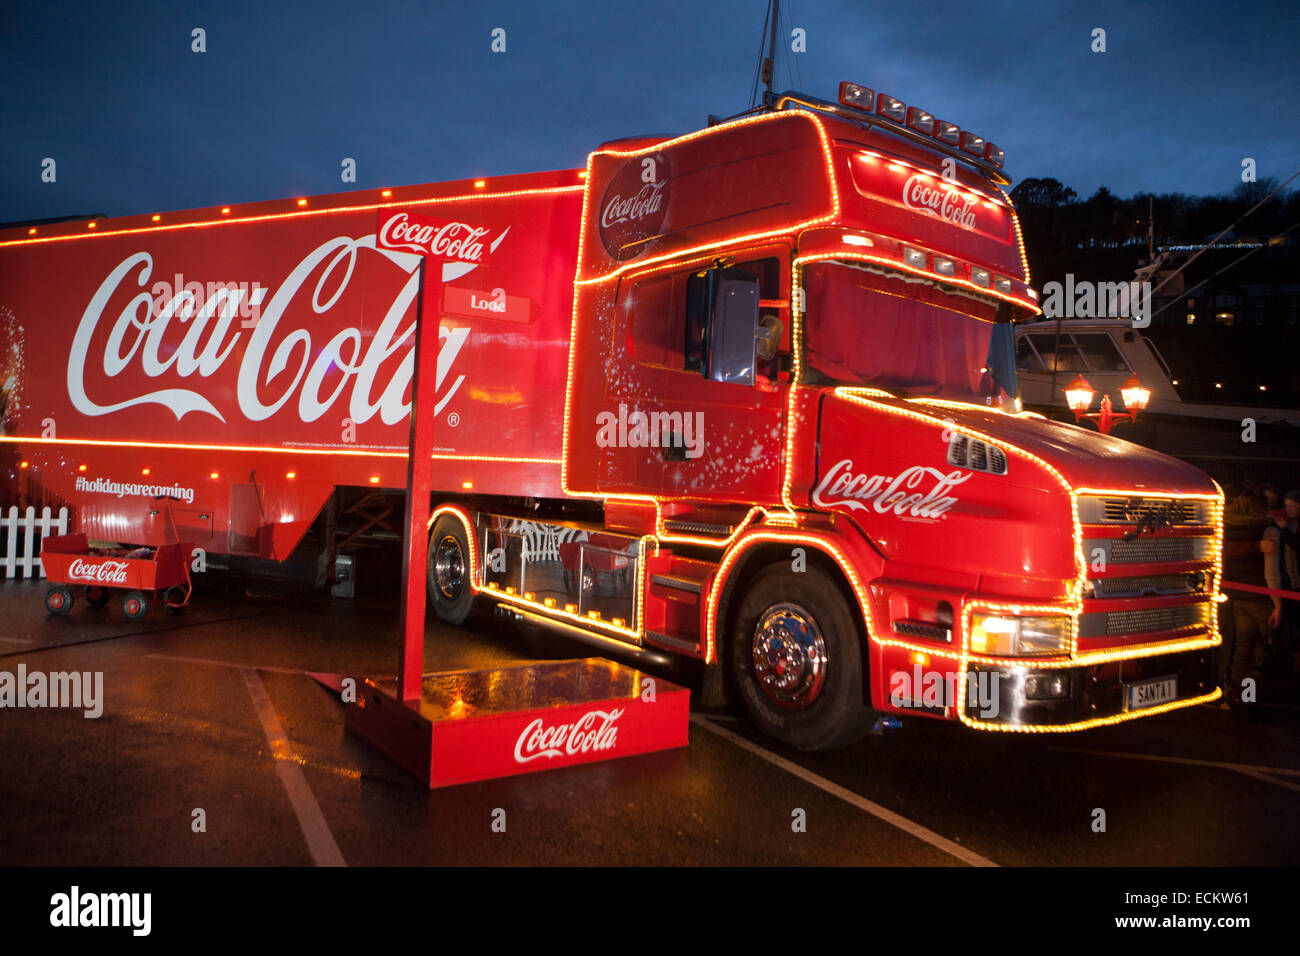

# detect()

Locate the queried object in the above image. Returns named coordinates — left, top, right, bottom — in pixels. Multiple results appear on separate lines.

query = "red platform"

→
left=344, top=658, right=690, bottom=788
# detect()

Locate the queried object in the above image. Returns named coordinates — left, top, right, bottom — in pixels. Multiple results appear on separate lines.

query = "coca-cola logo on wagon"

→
left=67, top=558, right=130, bottom=584
left=598, top=155, right=670, bottom=260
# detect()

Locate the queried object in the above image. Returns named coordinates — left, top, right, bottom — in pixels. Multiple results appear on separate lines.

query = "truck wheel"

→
left=727, top=563, right=872, bottom=751
left=85, top=586, right=110, bottom=608
left=45, top=585, right=73, bottom=615
left=428, top=515, right=475, bottom=625
left=122, top=590, right=148, bottom=621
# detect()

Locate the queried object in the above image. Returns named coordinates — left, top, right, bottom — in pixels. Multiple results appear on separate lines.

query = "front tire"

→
left=428, top=514, right=475, bottom=625
left=122, top=590, right=148, bottom=621
left=727, top=563, right=873, bottom=751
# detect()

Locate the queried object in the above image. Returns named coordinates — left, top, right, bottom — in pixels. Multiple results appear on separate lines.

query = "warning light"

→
left=151, top=215, right=161, bottom=222
left=462, top=481, right=474, bottom=489
left=286, top=471, right=296, bottom=479
left=141, top=468, right=151, bottom=476
left=87, top=222, right=97, bottom=229
left=221, top=207, right=231, bottom=215
left=564, top=603, right=577, bottom=613
left=209, top=471, right=219, bottom=479
left=368, top=475, right=380, bottom=484
left=78, top=464, right=87, bottom=472
left=27, top=228, right=36, bottom=235
left=543, top=597, right=557, bottom=608
left=381, top=189, right=392, bottom=198
left=19, top=461, right=29, bottom=469
left=297, top=199, right=308, bottom=207
left=910, top=651, right=930, bottom=666
left=474, top=180, right=486, bottom=188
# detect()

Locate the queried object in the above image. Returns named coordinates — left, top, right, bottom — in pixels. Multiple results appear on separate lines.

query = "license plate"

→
left=1126, top=676, right=1177, bottom=711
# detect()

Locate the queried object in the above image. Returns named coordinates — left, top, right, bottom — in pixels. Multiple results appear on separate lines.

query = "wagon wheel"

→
left=122, top=590, right=148, bottom=621
left=45, top=585, right=73, bottom=616
left=84, top=586, right=110, bottom=608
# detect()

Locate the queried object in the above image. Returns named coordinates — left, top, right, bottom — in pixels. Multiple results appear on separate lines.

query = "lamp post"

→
left=1063, top=374, right=1151, bottom=435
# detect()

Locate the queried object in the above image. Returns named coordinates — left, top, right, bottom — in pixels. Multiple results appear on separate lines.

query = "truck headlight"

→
left=969, top=613, right=1071, bottom=657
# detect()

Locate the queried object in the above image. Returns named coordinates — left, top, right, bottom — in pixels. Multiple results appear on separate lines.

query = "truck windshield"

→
left=803, top=260, right=1019, bottom=409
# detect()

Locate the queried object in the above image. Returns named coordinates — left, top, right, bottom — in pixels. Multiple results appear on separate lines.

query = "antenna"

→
left=761, top=0, right=780, bottom=105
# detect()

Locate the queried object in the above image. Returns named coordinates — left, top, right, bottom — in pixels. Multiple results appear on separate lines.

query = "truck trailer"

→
left=0, top=83, right=1225, bottom=749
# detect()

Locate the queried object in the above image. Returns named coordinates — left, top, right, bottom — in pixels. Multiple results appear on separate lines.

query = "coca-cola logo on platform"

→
left=67, top=559, right=130, bottom=584
left=513, top=707, right=624, bottom=763
left=811, top=459, right=971, bottom=520
left=902, top=173, right=978, bottom=231
left=66, top=237, right=470, bottom=427
left=598, top=155, right=670, bottom=260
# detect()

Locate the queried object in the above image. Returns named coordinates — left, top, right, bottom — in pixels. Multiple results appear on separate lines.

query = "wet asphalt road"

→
left=0, top=576, right=1297, bottom=867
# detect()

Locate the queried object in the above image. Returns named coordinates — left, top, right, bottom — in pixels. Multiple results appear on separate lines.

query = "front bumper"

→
left=961, top=647, right=1218, bottom=730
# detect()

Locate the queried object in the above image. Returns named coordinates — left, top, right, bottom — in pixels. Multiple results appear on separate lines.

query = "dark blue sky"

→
left=3, top=0, right=1297, bottom=223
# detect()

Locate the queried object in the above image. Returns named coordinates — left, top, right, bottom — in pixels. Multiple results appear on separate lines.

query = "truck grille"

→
left=1079, top=495, right=1209, bottom=526
left=1079, top=603, right=1208, bottom=638
left=1090, top=573, right=1208, bottom=599
left=1090, top=537, right=1199, bottom=564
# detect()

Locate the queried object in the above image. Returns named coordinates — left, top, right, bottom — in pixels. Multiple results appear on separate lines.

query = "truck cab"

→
left=551, top=84, right=1224, bottom=748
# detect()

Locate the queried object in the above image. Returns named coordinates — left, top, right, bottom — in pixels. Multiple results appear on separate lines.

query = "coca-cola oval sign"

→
left=598, top=155, right=670, bottom=260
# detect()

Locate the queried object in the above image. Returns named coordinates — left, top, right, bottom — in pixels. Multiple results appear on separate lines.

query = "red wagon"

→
left=41, top=500, right=193, bottom=620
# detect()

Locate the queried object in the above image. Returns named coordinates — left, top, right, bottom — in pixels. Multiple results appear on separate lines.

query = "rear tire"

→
left=45, top=585, right=73, bottom=616
left=428, top=515, right=475, bottom=625
left=726, top=563, right=872, bottom=751
left=122, top=590, right=148, bottom=621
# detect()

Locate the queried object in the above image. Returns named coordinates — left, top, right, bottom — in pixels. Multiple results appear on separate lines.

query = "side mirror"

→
left=705, top=271, right=759, bottom=385
left=755, top=314, right=783, bottom=361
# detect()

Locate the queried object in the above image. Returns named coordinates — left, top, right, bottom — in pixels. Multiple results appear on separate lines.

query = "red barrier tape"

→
left=1220, top=580, right=1300, bottom=601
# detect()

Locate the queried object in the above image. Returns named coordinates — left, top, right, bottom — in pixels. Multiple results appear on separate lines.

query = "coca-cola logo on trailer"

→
left=513, top=707, right=623, bottom=763
left=598, top=155, right=670, bottom=260
left=902, top=173, right=979, bottom=231
left=66, top=237, right=472, bottom=427
left=67, top=559, right=130, bottom=584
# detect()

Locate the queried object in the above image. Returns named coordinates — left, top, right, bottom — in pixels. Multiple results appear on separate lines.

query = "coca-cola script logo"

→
left=598, top=155, right=670, bottom=260
left=513, top=707, right=623, bottom=763
left=902, top=173, right=978, bottom=231
left=377, top=213, right=509, bottom=282
left=67, top=237, right=470, bottom=425
left=812, top=459, right=971, bottom=520
left=67, top=558, right=130, bottom=584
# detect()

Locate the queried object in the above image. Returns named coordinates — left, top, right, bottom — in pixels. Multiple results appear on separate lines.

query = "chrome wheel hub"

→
left=752, top=602, right=828, bottom=709
left=433, top=535, right=465, bottom=600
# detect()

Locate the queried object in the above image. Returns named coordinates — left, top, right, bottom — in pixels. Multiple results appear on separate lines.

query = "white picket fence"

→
left=1, top=506, right=70, bottom=579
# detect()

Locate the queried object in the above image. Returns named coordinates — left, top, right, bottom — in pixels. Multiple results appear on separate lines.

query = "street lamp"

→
left=1063, top=374, right=1150, bottom=434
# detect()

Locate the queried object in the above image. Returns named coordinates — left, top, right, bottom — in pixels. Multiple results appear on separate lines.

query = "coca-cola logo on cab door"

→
left=598, top=155, right=670, bottom=260
left=67, top=558, right=130, bottom=584
left=811, top=459, right=971, bottom=520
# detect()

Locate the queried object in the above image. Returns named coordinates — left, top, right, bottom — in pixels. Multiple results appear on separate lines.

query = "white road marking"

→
left=147, top=652, right=308, bottom=675
left=241, top=668, right=346, bottom=867
left=1049, top=745, right=1300, bottom=776
left=691, top=714, right=998, bottom=867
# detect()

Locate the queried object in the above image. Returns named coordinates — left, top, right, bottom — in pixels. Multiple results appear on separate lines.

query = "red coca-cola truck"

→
left=0, top=83, right=1225, bottom=748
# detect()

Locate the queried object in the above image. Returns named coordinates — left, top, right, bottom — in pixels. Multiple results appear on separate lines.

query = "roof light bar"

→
left=875, top=93, right=906, bottom=123
left=933, top=121, right=961, bottom=146
left=838, top=81, right=876, bottom=111
left=906, top=107, right=935, bottom=136
left=960, top=131, right=987, bottom=156
left=984, top=143, right=1005, bottom=168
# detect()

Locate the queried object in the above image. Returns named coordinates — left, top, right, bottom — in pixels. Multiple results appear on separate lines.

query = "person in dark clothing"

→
left=1220, top=491, right=1276, bottom=706
left=1268, top=490, right=1300, bottom=670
